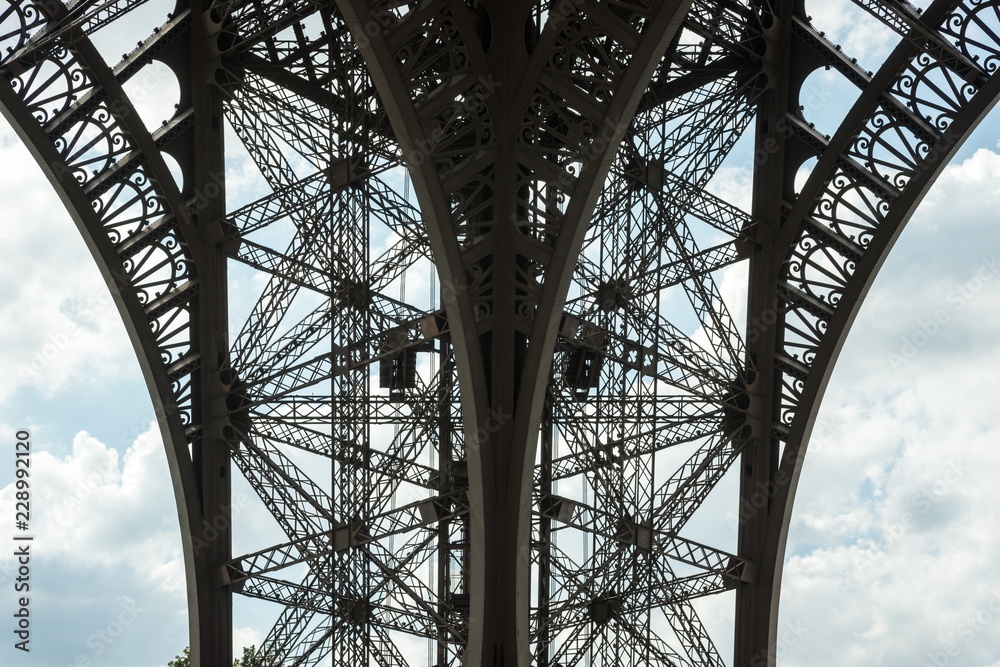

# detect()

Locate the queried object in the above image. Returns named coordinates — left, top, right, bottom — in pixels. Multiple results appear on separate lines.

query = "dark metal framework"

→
left=2, top=0, right=999, bottom=664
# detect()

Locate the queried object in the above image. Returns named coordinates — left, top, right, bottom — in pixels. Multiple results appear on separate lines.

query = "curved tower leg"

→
left=5, top=1, right=1000, bottom=665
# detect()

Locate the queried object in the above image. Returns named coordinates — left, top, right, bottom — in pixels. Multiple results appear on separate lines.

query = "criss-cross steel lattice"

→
left=3, top=0, right=1000, bottom=665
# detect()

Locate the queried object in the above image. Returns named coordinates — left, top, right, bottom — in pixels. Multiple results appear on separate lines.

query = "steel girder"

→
left=3, top=0, right=1000, bottom=666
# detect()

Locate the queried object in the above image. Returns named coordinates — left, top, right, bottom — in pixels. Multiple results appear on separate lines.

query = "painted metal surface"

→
left=2, top=0, right=999, bottom=664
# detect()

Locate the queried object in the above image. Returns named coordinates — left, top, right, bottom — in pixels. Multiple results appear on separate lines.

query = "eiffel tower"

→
left=2, top=0, right=998, bottom=665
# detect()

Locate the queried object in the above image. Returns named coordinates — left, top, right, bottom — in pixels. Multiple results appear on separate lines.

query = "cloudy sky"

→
left=2, top=1, right=1000, bottom=666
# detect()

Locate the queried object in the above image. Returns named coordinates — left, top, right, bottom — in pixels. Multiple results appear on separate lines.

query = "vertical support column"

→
left=536, top=392, right=554, bottom=667
left=436, top=342, right=450, bottom=666
left=735, top=1, right=794, bottom=665
left=331, top=178, right=374, bottom=663
left=188, top=3, right=232, bottom=665
left=476, top=5, right=534, bottom=662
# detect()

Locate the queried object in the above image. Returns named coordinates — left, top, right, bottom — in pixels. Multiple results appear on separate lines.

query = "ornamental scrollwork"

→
left=776, top=0, right=1000, bottom=434
left=2, top=2, right=196, bottom=429
left=943, top=0, right=1000, bottom=74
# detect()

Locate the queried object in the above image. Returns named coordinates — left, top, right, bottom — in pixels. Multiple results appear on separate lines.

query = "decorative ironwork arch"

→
left=2, top=0, right=1000, bottom=665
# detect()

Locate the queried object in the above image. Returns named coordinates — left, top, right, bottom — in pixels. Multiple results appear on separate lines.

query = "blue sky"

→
left=1, top=1, right=1000, bottom=665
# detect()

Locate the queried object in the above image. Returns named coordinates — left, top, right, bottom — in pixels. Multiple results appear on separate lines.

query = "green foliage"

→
left=235, top=645, right=277, bottom=667
left=167, top=647, right=189, bottom=667
left=169, top=645, right=278, bottom=667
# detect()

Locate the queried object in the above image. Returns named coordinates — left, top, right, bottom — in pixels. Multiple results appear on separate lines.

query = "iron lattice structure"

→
left=2, top=0, right=999, bottom=664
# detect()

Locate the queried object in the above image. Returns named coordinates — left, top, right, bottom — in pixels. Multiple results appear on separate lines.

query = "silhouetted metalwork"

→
left=3, top=0, right=1000, bottom=664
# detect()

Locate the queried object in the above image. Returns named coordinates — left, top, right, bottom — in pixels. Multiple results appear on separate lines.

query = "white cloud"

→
left=706, top=165, right=753, bottom=213
left=0, top=424, right=188, bottom=667
left=4, top=6, right=1000, bottom=663
left=0, top=423, right=184, bottom=593
left=805, top=0, right=899, bottom=72
left=779, top=147, right=1000, bottom=666
left=0, top=123, right=136, bottom=405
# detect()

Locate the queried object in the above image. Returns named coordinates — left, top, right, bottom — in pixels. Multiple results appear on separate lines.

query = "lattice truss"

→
left=3, top=0, right=1000, bottom=665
